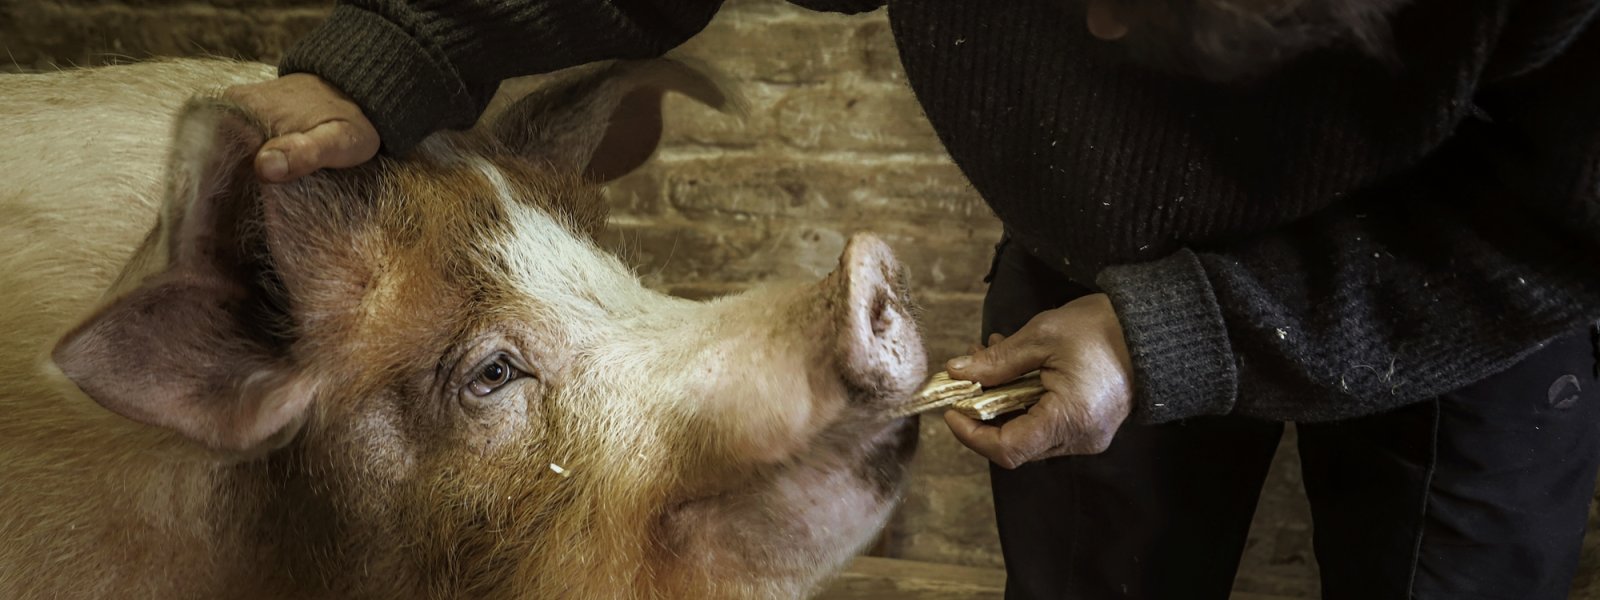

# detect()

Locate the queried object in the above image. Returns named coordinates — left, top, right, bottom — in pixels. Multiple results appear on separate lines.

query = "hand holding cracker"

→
left=939, top=294, right=1135, bottom=469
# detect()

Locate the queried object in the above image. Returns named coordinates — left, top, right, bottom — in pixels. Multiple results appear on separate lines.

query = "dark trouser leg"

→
left=1300, top=328, right=1600, bottom=600
left=982, top=238, right=1283, bottom=600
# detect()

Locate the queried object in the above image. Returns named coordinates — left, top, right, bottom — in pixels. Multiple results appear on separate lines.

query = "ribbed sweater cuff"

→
left=278, top=4, right=480, bottom=156
left=1096, top=249, right=1239, bottom=423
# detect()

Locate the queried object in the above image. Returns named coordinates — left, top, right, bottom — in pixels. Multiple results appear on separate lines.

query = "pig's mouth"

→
left=850, top=414, right=921, bottom=498
left=655, top=411, right=920, bottom=594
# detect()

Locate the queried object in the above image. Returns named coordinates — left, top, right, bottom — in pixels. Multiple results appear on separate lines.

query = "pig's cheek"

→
left=341, top=404, right=420, bottom=481
left=457, top=381, right=542, bottom=454
left=660, top=463, right=897, bottom=580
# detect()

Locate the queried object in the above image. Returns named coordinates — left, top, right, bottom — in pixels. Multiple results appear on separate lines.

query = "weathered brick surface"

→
left=7, top=1, right=1598, bottom=597
left=0, top=3, right=322, bottom=71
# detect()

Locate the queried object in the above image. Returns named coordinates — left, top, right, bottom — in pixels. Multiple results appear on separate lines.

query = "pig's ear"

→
left=492, top=59, right=733, bottom=182
left=52, top=98, right=312, bottom=454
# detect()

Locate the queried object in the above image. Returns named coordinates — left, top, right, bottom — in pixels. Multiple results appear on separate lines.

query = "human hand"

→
left=943, top=293, right=1134, bottom=468
left=223, top=73, right=381, bottom=182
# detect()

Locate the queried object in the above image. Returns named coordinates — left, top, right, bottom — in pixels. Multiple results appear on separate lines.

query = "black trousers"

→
left=982, top=239, right=1600, bottom=600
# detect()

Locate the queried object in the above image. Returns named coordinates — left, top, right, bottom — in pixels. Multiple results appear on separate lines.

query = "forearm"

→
left=280, top=0, right=725, bottom=154
left=1099, top=144, right=1600, bottom=424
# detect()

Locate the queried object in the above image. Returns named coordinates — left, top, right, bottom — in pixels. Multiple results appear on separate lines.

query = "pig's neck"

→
left=0, top=393, right=238, bottom=598
left=212, top=441, right=425, bottom=599
left=9, top=427, right=407, bottom=600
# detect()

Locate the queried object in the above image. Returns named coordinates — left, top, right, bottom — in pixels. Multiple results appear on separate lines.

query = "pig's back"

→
left=0, top=60, right=273, bottom=599
left=0, top=59, right=274, bottom=362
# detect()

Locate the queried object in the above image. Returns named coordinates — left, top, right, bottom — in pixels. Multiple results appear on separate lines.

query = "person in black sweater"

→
left=227, top=1, right=1600, bottom=598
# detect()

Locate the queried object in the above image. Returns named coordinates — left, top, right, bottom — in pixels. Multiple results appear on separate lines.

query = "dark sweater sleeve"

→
left=1096, top=19, right=1600, bottom=424
left=279, top=0, right=725, bottom=155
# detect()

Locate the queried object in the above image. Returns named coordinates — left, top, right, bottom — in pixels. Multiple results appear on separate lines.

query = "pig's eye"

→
left=467, top=354, right=523, bottom=398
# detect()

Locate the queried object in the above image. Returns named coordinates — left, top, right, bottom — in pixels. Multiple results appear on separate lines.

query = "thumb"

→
left=946, top=330, right=1046, bottom=387
left=256, top=119, right=379, bottom=182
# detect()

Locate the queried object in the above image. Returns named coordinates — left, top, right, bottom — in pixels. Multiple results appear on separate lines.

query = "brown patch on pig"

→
left=211, top=149, right=618, bottom=596
left=258, top=150, right=600, bottom=379
left=492, top=158, right=608, bottom=240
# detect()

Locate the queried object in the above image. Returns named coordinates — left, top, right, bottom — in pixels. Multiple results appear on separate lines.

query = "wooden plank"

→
left=815, top=557, right=1005, bottom=600
left=815, top=557, right=1307, bottom=600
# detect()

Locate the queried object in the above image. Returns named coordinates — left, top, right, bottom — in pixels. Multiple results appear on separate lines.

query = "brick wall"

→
left=4, top=1, right=1596, bottom=597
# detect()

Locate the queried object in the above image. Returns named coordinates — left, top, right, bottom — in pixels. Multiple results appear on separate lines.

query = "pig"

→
left=0, top=58, right=927, bottom=599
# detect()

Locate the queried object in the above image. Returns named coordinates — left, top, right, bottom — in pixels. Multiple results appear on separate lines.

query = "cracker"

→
left=891, top=371, right=1045, bottom=420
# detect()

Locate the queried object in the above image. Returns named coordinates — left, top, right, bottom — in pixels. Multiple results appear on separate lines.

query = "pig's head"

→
left=51, top=60, right=927, bottom=598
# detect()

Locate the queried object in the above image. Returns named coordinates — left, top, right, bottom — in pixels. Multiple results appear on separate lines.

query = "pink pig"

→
left=0, top=58, right=926, bottom=599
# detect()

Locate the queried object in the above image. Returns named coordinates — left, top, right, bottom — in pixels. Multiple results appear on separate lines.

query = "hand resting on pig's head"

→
left=7, top=59, right=927, bottom=599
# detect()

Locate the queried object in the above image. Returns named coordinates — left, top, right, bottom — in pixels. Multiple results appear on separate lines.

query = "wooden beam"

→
left=815, top=557, right=1004, bottom=600
left=814, top=557, right=1309, bottom=600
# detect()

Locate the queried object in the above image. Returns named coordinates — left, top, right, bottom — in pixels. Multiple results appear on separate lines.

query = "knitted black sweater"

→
left=281, top=0, right=1600, bottom=424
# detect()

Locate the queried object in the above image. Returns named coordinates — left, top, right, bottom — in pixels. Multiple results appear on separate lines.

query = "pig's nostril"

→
left=834, top=233, right=927, bottom=403
left=870, top=290, right=892, bottom=337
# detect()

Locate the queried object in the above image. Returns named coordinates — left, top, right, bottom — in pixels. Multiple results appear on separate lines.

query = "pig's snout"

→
left=832, top=234, right=927, bottom=408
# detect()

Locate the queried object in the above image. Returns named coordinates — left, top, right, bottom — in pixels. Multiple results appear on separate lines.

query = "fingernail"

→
left=948, top=356, right=972, bottom=371
left=260, top=149, right=287, bottom=181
